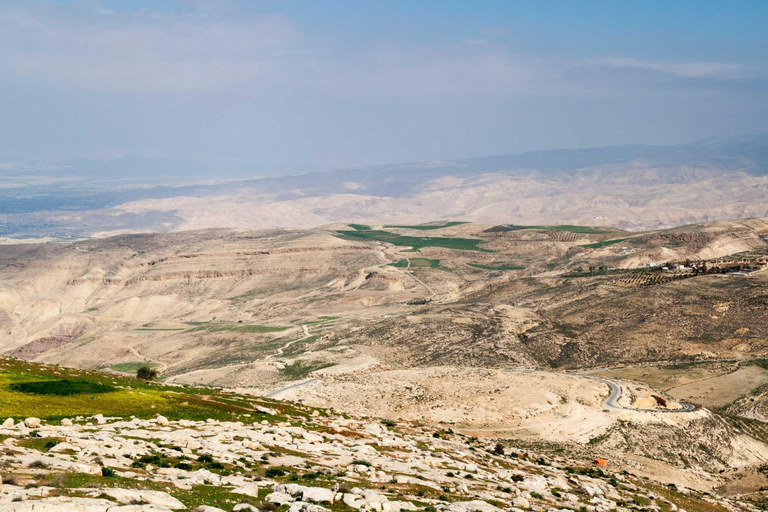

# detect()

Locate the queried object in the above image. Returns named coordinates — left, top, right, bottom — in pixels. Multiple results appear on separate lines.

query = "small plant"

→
left=28, top=460, right=48, bottom=469
left=352, top=460, right=372, bottom=467
left=136, top=365, right=158, bottom=380
left=265, top=467, right=286, bottom=478
left=197, top=454, right=214, bottom=464
left=101, top=467, right=116, bottom=477
left=492, top=442, right=504, bottom=455
left=43, top=440, right=59, bottom=450
left=530, top=492, right=543, bottom=500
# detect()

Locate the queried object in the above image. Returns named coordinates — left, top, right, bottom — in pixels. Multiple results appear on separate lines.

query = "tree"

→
left=136, top=365, right=158, bottom=381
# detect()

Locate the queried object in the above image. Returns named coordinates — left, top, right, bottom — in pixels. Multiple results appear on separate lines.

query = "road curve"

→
left=583, top=376, right=695, bottom=413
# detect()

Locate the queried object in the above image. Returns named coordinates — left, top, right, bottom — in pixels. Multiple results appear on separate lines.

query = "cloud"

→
left=583, top=57, right=744, bottom=78
left=0, top=3, right=302, bottom=92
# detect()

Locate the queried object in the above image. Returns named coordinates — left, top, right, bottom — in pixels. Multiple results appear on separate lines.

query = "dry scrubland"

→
left=2, top=220, right=768, bottom=505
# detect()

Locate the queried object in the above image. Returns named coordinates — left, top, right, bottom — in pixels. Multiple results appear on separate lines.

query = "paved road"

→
left=583, top=376, right=695, bottom=413
left=264, top=377, right=319, bottom=398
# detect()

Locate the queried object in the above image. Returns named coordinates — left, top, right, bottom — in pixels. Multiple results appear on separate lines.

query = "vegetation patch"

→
left=189, top=323, right=291, bottom=333
left=580, top=237, right=630, bottom=249
left=9, top=379, right=115, bottom=396
left=506, top=224, right=613, bottom=234
left=389, top=258, right=441, bottom=268
left=280, top=361, right=335, bottom=379
left=467, top=262, right=523, bottom=271
left=110, top=362, right=157, bottom=374
left=335, top=229, right=490, bottom=252
left=348, top=224, right=371, bottom=231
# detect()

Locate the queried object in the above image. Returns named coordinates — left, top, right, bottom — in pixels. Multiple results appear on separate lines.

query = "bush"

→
left=101, top=467, right=116, bottom=477
left=265, top=468, right=286, bottom=478
left=136, top=366, right=158, bottom=381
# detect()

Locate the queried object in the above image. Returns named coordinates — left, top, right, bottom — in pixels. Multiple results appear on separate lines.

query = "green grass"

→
left=280, top=361, right=335, bottom=379
left=506, top=224, right=612, bottom=234
left=10, top=379, right=115, bottom=396
left=580, top=237, right=630, bottom=249
left=348, top=223, right=371, bottom=231
left=467, top=263, right=524, bottom=271
left=132, top=328, right=185, bottom=331
left=110, top=362, right=157, bottom=374
left=302, top=316, right=339, bottom=325
left=389, top=258, right=440, bottom=268
left=336, top=229, right=490, bottom=252
left=384, top=221, right=466, bottom=230
left=0, top=357, right=314, bottom=423
left=189, top=323, right=291, bottom=333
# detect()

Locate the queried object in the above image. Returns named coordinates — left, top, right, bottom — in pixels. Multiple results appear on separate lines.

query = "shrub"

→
left=136, top=366, right=158, bottom=381
left=352, top=460, right=372, bottom=467
left=492, top=442, right=504, bottom=455
left=265, top=468, right=286, bottom=478
left=197, top=454, right=214, bottom=464
left=43, top=440, right=59, bottom=450
left=101, top=467, right=116, bottom=477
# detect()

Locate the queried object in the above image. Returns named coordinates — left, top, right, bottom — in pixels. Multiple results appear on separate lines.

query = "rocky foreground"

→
left=0, top=407, right=753, bottom=512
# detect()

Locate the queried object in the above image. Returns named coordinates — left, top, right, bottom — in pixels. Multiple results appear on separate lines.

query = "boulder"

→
left=231, top=482, right=261, bottom=498
left=97, top=488, right=185, bottom=509
left=24, top=417, right=41, bottom=428
left=2, top=418, right=14, bottom=428
left=512, top=497, right=530, bottom=509
left=288, top=503, right=330, bottom=512
left=382, top=501, right=418, bottom=512
left=266, top=491, right=295, bottom=505
left=157, top=414, right=170, bottom=426
left=301, top=486, right=336, bottom=503
left=194, top=507, right=227, bottom=512
left=91, top=414, right=106, bottom=425
left=60, top=418, right=73, bottom=427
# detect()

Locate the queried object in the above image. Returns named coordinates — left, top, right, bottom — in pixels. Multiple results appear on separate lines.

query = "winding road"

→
left=583, top=376, right=696, bottom=413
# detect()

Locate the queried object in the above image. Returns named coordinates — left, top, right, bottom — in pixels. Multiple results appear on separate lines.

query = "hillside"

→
left=0, top=357, right=763, bottom=511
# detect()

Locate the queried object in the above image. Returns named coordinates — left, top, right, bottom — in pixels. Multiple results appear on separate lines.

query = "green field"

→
left=302, top=316, right=339, bottom=325
left=580, top=237, right=630, bottom=249
left=0, top=357, right=313, bottom=423
left=347, top=223, right=372, bottom=231
left=389, top=258, right=440, bottom=268
left=507, top=224, right=612, bottom=234
left=109, top=362, right=158, bottom=374
left=467, top=262, right=524, bottom=271
left=189, top=323, right=291, bottom=334
left=336, top=229, right=490, bottom=252
left=384, top=221, right=466, bottom=230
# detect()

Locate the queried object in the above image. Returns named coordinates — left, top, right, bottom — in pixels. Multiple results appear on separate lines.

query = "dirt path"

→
left=266, top=324, right=312, bottom=360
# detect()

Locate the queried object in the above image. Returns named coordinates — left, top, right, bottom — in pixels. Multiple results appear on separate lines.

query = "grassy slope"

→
left=336, top=229, right=490, bottom=252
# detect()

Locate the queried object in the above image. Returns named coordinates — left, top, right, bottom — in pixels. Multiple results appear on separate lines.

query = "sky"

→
left=1, top=0, right=767, bottom=173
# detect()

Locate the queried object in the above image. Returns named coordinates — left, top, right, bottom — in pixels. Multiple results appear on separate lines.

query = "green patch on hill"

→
left=384, top=221, right=467, bottom=230
left=280, top=360, right=335, bottom=379
left=0, top=357, right=312, bottom=423
left=189, top=323, right=291, bottom=334
left=389, top=258, right=441, bottom=268
left=580, top=237, right=630, bottom=249
left=110, top=362, right=158, bottom=374
left=348, top=223, right=371, bottom=231
left=336, top=229, right=490, bottom=252
left=10, top=379, right=115, bottom=396
left=467, top=262, right=524, bottom=271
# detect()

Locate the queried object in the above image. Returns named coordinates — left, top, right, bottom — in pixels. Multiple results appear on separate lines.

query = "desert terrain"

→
left=2, top=218, right=768, bottom=505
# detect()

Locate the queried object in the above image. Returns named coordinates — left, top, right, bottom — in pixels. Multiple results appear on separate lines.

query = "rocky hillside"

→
left=0, top=358, right=755, bottom=512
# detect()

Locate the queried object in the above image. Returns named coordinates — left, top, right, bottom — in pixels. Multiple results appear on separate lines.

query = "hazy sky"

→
left=1, top=0, right=767, bottom=171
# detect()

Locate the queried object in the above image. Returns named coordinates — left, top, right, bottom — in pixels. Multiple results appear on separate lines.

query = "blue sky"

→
left=1, top=0, right=766, bottom=172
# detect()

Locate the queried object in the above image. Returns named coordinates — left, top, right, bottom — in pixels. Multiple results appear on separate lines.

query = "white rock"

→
left=24, top=417, right=41, bottom=428
left=60, top=418, right=73, bottom=426
left=446, top=501, right=503, bottom=512
left=91, top=414, right=106, bottom=425
left=232, top=482, right=261, bottom=497
left=266, top=491, right=296, bottom=505
left=303, top=431, right=324, bottom=443
left=98, top=488, right=185, bottom=509
left=289, top=503, right=330, bottom=512
left=157, top=414, right=170, bottom=426
left=2, top=418, right=14, bottom=428
left=512, top=496, right=530, bottom=509
left=49, top=442, right=80, bottom=453
left=302, top=486, right=336, bottom=503
left=382, top=501, right=418, bottom=512
left=194, top=507, right=227, bottom=512
left=234, top=505, right=259, bottom=512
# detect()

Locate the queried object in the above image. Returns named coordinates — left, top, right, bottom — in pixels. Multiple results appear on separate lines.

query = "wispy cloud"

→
left=583, top=57, right=744, bottom=78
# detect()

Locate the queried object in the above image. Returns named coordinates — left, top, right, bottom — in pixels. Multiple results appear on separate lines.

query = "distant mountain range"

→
left=1, top=134, right=767, bottom=238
